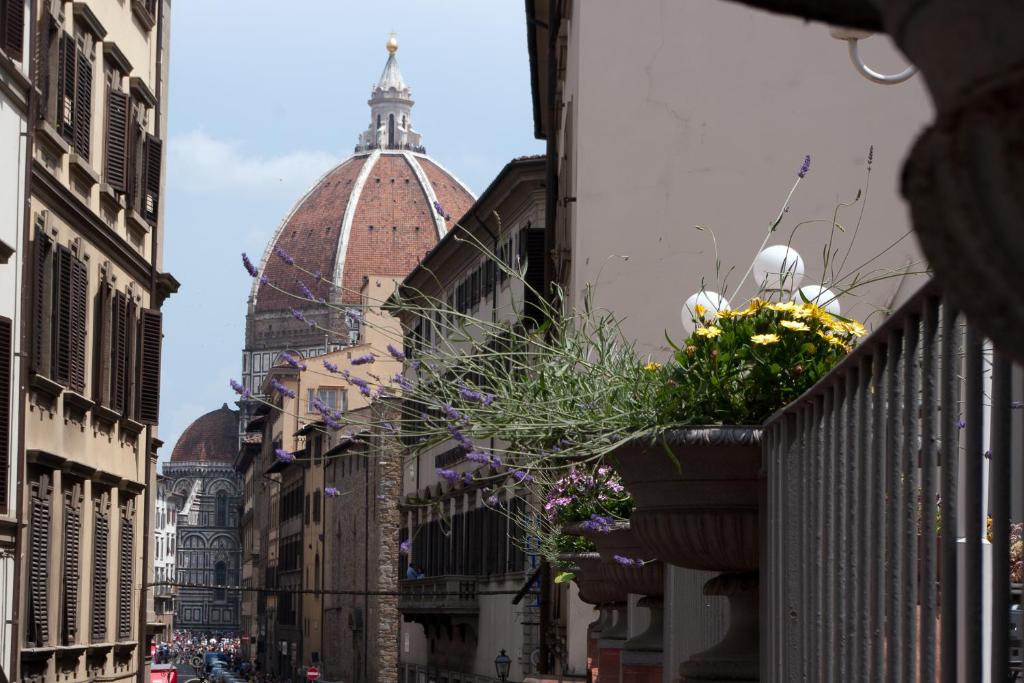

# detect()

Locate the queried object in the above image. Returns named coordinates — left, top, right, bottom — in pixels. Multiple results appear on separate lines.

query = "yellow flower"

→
left=779, top=320, right=810, bottom=332
left=791, top=305, right=814, bottom=319
left=751, top=333, right=780, bottom=345
left=818, top=331, right=848, bottom=348
left=715, top=309, right=740, bottom=319
left=643, top=362, right=661, bottom=371
left=693, top=303, right=706, bottom=319
left=746, top=298, right=769, bottom=311
left=695, top=326, right=722, bottom=338
left=768, top=301, right=799, bottom=314
left=842, top=320, right=867, bottom=337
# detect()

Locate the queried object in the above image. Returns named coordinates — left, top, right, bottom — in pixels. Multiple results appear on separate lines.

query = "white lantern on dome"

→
left=682, top=291, right=730, bottom=335
left=792, top=285, right=841, bottom=315
left=753, top=245, right=805, bottom=293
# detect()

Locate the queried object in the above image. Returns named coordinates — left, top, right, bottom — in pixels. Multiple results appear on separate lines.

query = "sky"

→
left=158, top=1, right=544, bottom=467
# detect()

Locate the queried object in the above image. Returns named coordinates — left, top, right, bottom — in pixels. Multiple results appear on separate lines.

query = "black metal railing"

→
left=762, top=280, right=1021, bottom=681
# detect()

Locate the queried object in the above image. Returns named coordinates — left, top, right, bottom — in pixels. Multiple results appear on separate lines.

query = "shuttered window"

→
left=56, top=32, right=93, bottom=159
left=143, top=134, right=162, bottom=223
left=136, top=309, right=161, bottom=424
left=27, top=475, right=53, bottom=647
left=105, top=90, right=129, bottom=192
left=30, top=229, right=53, bottom=375
left=0, top=0, right=24, bottom=59
left=0, top=317, right=10, bottom=515
left=62, top=485, right=83, bottom=644
left=51, top=244, right=89, bottom=392
left=521, top=228, right=546, bottom=326
left=117, top=502, right=134, bottom=641
left=94, top=285, right=137, bottom=417
left=72, top=46, right=92, bottom=159
left=91, top=496, right=109, bottom=642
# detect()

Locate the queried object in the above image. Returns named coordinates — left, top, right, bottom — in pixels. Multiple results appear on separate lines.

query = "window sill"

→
left=130, top=0, right=156, bottom=31
left=126, top=209, right=151, bottom=235
left=99, top=183, right=124, bottom=214
left=63, top=390, right=95, bottom=416
left=69, top=153, right=100, bottom=188
left=35, top=120, right=70, bottom=156
left=92, top=403, right=122, bottom=428
left=30, top=372, right=64, bottom=401
left=120, top=417, right=145, bottom=439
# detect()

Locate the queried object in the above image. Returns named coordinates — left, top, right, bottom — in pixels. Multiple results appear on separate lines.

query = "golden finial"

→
left=386, top=33, right=398, bottom=54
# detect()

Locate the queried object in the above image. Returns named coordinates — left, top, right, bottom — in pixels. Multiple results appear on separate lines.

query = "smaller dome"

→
left=170, top=404, right=239, bottom=463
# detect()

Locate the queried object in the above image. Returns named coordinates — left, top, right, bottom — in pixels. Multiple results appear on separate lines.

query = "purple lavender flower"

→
left=488, top=454, right=502, bottom=469
left=275, top=448, right=295, bottom=463
left=391, top=373, right=413, bottom=390
left=280, top=352, right=306, bottom=370
left=466, top=451, right=490, bottom=464
left=957, top=419, right=967, bottom=430
left=324, top=360, right=340, bottom=373
left=447, top=425, right=474, bottom=451
left=274, top=247, right=294, bottom=265
left=510, top=469, right=533, bottom=484
left=270, top=378, right=296, bottom=399
left=442, top=403, right=466, bottom=424
left=289, top=308, right=309, bottom=325
left=241, top=253, right=259, bottom=278
left=346, top=308, right=363, bottom=322
left=229, top=379, right=251, bottom=399
left=399, top=539, right=411, bottom=554
left=387, top=343, right=405, bottom=361
left=324, top=415, right=342, bottom=430
left=485, top=494, right=499, bottom=507
left=613, top=555, right=643, bottom=567
left=482, top=393, right=495, bottom=406
left=325, top=487, right=340, bottom=497
left=432, top=200, right=452, bottom=220
left=260, top=274, right=269, bottom=285
left=297, top=281, right=315, bottom=300
left=798, top=154, right=811, bottom=179
left=462, top=472, right=475, bottom=484
left=436, top=468, right=459, bottom=484
left=351, top=353, right=375, bottom=366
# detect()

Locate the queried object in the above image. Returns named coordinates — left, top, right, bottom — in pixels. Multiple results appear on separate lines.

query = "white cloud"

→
left=168, top=130, right=339, bottom=194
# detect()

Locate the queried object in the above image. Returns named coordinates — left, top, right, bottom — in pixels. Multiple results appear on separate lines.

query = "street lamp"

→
left=752, top=245, right=805, bottom=295
left=494, top=649, right=511, bottom=682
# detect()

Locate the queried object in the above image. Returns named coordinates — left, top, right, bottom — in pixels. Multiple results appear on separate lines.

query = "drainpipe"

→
left=11, top=0, right=39, bottom=679
left=138, top=3, right=168, bottom=682
left=539, top=0, right=562, bottom=673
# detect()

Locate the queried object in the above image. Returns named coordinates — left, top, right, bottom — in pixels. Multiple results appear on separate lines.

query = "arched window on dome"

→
left=216, top=492, right=228, bottom=527
left=214, top=561, right=227, bottom=602
left=388, top=114, right=395, bottom=148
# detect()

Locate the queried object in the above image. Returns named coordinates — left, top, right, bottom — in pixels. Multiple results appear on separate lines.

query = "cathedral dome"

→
left=251, top=38, right=475, bottom=313
left=252, top=150, right=474, bottom=311
left=170, top=404, right=239, bottom=463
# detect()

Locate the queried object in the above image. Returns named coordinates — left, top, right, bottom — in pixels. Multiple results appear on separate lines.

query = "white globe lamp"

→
left=682, top=291, right=730, bottom=335
left=753, top=245, right=805, bottom=293
left=792, top=285, right=841, bottom=315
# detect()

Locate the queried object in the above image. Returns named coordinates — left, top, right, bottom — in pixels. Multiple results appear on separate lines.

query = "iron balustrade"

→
left=398, top=575, right=480, bottom=615
left=762, top=279, right=1020, bottom=681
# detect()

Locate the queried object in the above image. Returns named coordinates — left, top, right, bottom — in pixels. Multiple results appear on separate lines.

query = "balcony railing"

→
left=398, top=575, right=479, bottom=615
left=762, top=280, right=1021, bottom=680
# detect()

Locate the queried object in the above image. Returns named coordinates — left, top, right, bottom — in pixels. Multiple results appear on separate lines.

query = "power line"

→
left=149, top=580, right=535, bottom=598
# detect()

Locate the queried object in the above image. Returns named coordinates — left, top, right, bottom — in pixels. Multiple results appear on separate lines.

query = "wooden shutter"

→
left=105, top=90, right=129, bottom=192
left=0, top=317, right=10, bottom=515
left=73, top=47, right=92, bottom=160
left=57, top=33, right=75, bottom=142
left=143, top=135, right=162, bottom=222
left=52, top=245, right=73, bottom=386
left=110, top=291, right=128, bottom=413
left=2, top=0, right=24, bottom=58
left=30, top=229, right=52, bottom=374
left=62, top=486, right=82, bottom=644
left=28, top=477, right=52, bottom=646
left=69, top=255, right=88, bottom=393
left=136, top=309, right=161, bottom=424
left=92, top=281, right=110, bottom=404
left=117, top=503, right=133, bottom=641
left=91, top=500, right=109, bottom=641
left=523, top=229, right=546, bottom=325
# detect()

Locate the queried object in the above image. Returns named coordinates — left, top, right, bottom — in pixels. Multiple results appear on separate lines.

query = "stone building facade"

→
left=8, top=2, right=176, bottom=683
left=151, top=473, right=181, bottom=641
left=165, top=405, right=242, bottom=634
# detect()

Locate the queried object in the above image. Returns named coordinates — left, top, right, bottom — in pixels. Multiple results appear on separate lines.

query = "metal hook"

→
left=830, top=27, right=917, bottom=85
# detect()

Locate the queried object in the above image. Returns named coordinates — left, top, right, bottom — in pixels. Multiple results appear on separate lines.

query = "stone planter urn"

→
left=606, top=426, right=761, bottom=683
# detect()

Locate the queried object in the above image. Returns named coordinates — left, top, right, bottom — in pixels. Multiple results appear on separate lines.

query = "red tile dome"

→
left=252, top=151, right=474, bottom=310
left=169, top=404, right=239, bottom=463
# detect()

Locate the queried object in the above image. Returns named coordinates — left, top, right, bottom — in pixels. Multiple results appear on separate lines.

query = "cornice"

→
left=32, top=159, right=153, bottom=286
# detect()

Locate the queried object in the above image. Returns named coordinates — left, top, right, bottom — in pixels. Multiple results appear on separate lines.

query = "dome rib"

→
left=170, top=405, right=239, bottom=463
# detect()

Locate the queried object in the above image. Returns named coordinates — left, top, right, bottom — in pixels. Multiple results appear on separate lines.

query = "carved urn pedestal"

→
left=607, top=427, right=762, bottom=683
left=560, top=552, right=629, bottom=683
left=579, top=522, right=666, bottom=683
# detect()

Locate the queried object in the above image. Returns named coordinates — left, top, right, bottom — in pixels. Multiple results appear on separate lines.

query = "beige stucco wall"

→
left=560, top=0, right=932, bottom=357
